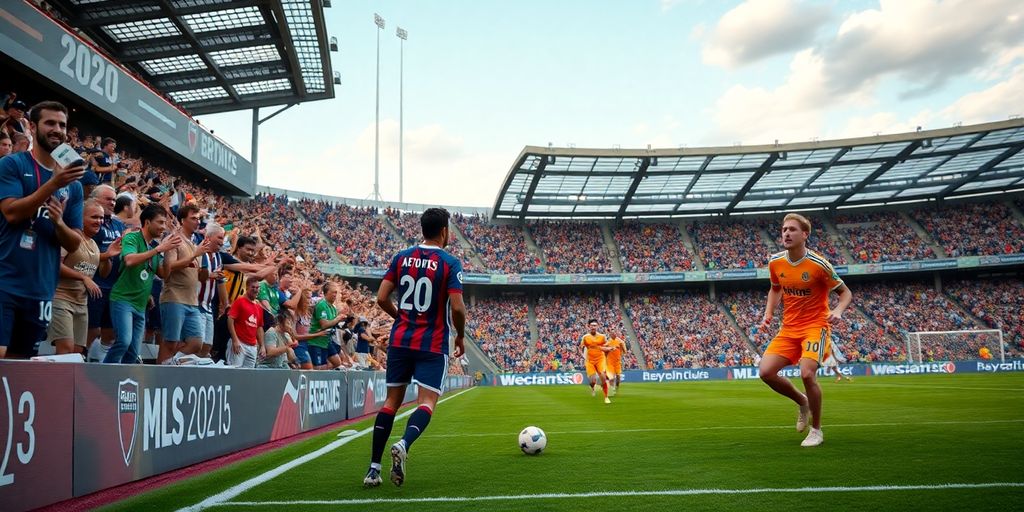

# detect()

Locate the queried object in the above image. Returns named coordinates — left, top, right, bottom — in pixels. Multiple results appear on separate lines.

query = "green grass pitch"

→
left=104, top=373, right=1024, bottom=511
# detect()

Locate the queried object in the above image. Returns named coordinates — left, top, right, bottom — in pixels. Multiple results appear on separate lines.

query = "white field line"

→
left=210, top=482, right=1024, bottom=507
left=178, top=387, right=477, bottom=512
left=430, top=418, right=1024, bottom=438
left=839, top=383, right=1024, bottom=392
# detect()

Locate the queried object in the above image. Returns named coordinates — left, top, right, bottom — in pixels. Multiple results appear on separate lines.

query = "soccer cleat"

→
left=796, top=405, right=810, bottom=432
left=590, top=387, right=595, bottom=397
left=363, top=467, right=382, bottom=487
left=390, top=441, right=407, bottom=486
left=604, top=397, right=611, bottom=404
left=801, top=428, right=824, bottom=447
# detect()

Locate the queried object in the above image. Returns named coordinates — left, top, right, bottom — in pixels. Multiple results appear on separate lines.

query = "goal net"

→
left=906, top=329, right=1004, bottom=364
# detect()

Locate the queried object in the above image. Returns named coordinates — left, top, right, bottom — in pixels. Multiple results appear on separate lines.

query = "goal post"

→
left=906, top=329, right=1004, bottom=364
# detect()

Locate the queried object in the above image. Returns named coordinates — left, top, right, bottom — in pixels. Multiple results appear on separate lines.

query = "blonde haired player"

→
left=759, top=213, right=852, bottom=447
left=580, top=319, right=612, bottom=404
left=604, top=329, right=627, bottom=396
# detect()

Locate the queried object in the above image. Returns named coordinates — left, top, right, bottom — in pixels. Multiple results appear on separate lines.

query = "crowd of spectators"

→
left=459, top=216, right=542, bottom=274
left=855, top=282, right=980, bottom=362
left=613, top=222, right=694, bottom=272
left=913, top=202, right=1024, bottom=257
left=529, top=221, right=613, bottom=274
left=835, top=211, right=935, bottom=263
left=532, top=292, right=633, bottom=372
left=624, top=292, right=755, bottom=369
left=386, top=209, right=481, bottom=272
left=468, top=296, right=532, bottom=371
left=0, top=91, right=422, bottom=372
left=688, top=220, right=772, bottom=269
left=298, top=199, right=404, bottom=268
left=944, top=278, right=1024, bottom=359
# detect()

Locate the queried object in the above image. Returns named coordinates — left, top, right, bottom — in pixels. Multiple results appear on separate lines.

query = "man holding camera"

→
left=0, top=101, right=84, bottom=358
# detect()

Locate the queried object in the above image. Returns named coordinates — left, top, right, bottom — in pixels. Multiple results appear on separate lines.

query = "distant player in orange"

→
left=759, top=213, right=852, bottom=447
left=604, top=329, right=627, bottom=396
left=580, top=319, right=612, bottom=404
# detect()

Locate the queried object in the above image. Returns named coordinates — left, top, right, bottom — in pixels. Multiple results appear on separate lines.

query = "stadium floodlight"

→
left=330, top=36, right=338, bottom=52
left=333, top=71, right=341, bottom=85
left=374, top=13, right=385, bottom=201
left=397, top=26, right=407, bottom=202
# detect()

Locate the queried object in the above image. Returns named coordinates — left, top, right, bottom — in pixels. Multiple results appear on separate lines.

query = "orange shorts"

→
left=585, top=358, right=607, bottom=377
left=765, top=326, right=832, bottom=366
left=606, top=361, right=622, bottom=376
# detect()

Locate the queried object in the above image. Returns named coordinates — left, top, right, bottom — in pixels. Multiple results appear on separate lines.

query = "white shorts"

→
left=356, top=352, right=369, bottom=366
left=227, top=343, right=257, bottom=368
left=199, top=310, right=215, bottom=346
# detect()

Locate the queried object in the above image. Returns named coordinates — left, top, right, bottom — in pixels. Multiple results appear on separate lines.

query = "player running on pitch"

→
left=759, top=213, right=852, bottom=447
left=823, top=333, right=853, bottom=383
left=363, top=208, right=467, bottom=487
left=580, top=319, right=612, bottom=404
left=604, top=328, right=627, bottom=396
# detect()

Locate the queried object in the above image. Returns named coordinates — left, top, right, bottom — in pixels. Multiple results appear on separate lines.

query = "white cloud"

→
left=704, top=0, right=1024, bottom=145
left=823, top=0, right=1024, bottom=97
left=702, top=0, right=831, bottom=69
left=942, top=63, right=1024, bottom=123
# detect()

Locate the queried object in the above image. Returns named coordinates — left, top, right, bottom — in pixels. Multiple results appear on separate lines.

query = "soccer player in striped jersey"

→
left=364, top=208, right=467, bottom=488
left=759, top=213, right=852, bottom=447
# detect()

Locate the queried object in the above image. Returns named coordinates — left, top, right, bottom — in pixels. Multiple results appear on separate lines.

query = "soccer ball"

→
left=519, top=426, right=547, bottom=455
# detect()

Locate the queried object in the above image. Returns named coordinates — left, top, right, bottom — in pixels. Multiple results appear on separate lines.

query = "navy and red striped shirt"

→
left=383, top=244, right=463, bottom=355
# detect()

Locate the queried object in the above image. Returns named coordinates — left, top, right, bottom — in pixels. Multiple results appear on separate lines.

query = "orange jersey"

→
left=605, top=338, right=624, bottom=366
left=580, top=333, right=608, bottom=362
left=768, top=250, right=843, bottom=331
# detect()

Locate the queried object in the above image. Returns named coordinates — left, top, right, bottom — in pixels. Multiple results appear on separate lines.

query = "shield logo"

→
left=297, top=374, right=308, bottom=429
left=117, top=379, right=140, bottom=467
left=188, top=122, right=199, bottom=153
left=801, top=271, right=810, bottom=282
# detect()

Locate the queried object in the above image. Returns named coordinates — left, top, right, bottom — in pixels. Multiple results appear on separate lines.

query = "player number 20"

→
left=399, top=275, right=433, bottom=313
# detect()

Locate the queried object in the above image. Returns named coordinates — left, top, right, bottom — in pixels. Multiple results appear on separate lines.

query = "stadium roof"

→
left=46, top=0, right=334, bottom=115
left=492, top=118, right=1024, bottom=220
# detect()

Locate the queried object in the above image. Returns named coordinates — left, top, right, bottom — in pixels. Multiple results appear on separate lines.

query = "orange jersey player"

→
left=759, top=213, right=852, bottom=448
left=604, top=331, right=626, bottom=396
left=580, top=319, right=612, bottom=404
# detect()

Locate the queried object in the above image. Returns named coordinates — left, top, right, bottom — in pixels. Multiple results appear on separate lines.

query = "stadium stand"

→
left=387, top=209, right=482, bottom=272
left=468, top=296, right=533, bottom=371
left=688, top=220, right=772, bottom=270
left=944, top=278, right=1024, bottom=359
left=298, top=199, right=405, bottom=268
left=529, top=220, right=613, bottom=274
left=624, top=291, right=756, bottom=369
left=834, top=211, right=936, bottom=263
left=613, top=222, right=695, bottom=272
left=913, top=202, right=1024, bottom=257
left=458, top=216, right=542, bottom=274
left=533, top=292, right=629, bottom=372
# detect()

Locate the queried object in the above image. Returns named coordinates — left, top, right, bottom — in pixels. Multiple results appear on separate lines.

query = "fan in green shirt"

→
left=111, top=227, right=181, bottom=311
left=309, top=282, right=346, bottom=349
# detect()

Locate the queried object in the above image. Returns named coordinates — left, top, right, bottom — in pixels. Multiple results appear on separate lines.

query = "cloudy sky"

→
left=200, top=0, right=1024, bottom=207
